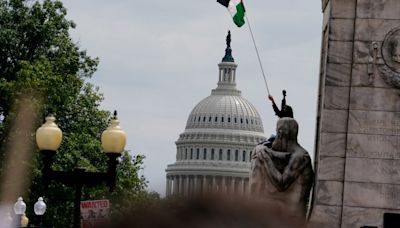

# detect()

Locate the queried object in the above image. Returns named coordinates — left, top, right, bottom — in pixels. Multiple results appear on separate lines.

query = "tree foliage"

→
left=0, top=0, right=158, bottom=227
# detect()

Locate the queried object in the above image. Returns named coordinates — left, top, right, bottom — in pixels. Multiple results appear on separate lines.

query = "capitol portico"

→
left=165, top=33, right=266, bottom=197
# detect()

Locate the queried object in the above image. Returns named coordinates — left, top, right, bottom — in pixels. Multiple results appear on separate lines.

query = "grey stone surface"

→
left=343, top=182, right=400, bottom=209
left=314, top=1, right=400, bottom=227
left=309, top=205, right=342, bottom=228
left=316, top=180, right=343, bottom=205
left=350, top=87, right=400, bottom=111
left=321, top=0, right=329, bottom=12
left=319, top=133, right=346, bottom=157
left=318, top=156, right=345, bottom=181
left=347, top=134, right=400, bottom=159
left=342, top=206, right=400, bottom=228
left=351, top=63, right=390, bottom=88
left=328, top=41, right=353, bottom=63
left=348, top=110, right=400, bottom=135
left=331, top=0, right=356, bottom=19
left=329, top=19, right=354, bottom=41
left=355, top=19, right=400, bottom=41
left=346, top=158, right=400, bottom=184
left=326, top=63, right=351, bottom=86
left=321, top=109, right=348, bottom=133
left=324, top=86, right=349, bottom=109
left=357, top=0, right=400, bottom=19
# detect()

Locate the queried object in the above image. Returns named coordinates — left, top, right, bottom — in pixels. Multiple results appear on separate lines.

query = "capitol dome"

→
left=186, top=94, right=263, bottom=132
left=165, top=33, right=266, bottom=197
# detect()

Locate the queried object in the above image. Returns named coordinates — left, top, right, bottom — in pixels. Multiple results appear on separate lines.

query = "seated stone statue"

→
left=249, top=117, right=313, bottom=219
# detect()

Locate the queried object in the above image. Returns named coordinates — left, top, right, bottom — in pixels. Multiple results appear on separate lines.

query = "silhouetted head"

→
left=281, top=105, right=293, bottom=118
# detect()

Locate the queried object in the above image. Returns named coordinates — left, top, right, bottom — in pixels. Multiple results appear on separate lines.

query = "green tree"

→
left=0, top=1, right=158, bottom=227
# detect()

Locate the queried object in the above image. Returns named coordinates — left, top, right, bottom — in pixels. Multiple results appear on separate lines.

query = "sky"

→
left=62, top=0, right=323, bottom=195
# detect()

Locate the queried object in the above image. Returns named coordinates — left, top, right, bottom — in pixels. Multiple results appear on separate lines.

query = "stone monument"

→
left=250, top=118, right=313, bottom=219
left=311, top=0, right=400, bottom=227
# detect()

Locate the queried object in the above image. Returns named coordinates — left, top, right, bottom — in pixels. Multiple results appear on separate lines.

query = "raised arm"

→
left=268, top=95, right=282, bottom=117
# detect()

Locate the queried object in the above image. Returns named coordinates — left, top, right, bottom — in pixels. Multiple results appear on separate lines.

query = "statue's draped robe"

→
left=249, top=118, right=313, bottom=219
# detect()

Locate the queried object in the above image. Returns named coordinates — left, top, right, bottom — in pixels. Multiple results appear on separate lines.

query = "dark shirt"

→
left=272, top=97, right=293, bottom=118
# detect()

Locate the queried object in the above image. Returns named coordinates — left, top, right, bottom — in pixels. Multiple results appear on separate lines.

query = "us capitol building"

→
left=165, top=33, right=266, bottom=197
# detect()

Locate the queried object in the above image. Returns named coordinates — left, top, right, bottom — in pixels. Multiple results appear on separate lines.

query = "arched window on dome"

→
left=227, top=150, right=231, bottom=161
left=249, top=151, right=252, bottom=162
left=203, top=148, right=207, bottom=160
left=198, top=116, right=201, bottom=122
left=215, top=116, right=218, bottom=122
left=196, top=148, right=200, bottom=159
left=203, top=116, right=206, bottom=122
left=211, top=149, right=215, bottom=160
left=185, top=148, right=188, bottom=160
left=240, top=118, right=243, bottom=124
left=209, top=116, right=212, bottom=122
left=242, top=150, right=246, bottom=162
left=235, top=150, right=239, bottom=161
left=228, top=117, right=231, bottom=123
left=246, top=119, right=249, bottom=124
left=190, top=148, right=193, bottom=159
left=219, top=149, right=223, bottom=160
left=251, top=119, right=254, bottom=124
left=221, top=116, right=224, bottom=122
left=234, top=117, right=237, bottom=123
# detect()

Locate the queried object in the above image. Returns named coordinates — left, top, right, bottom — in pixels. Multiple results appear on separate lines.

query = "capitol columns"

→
left=185, top=175, right=190, bottom=196
left=179, top=175, right=184, bottom=195
left=230, top=177, right=235, bottom=194
left=212, top=176, right=217, bottom=190
left=202, top=175, right=207, bottom=194
left=222, top=176, right=226, bottom=193
left=172, top=175, right=178, bottom=195
left=193, top=175, right=198, bottom=195
left=241, top=178, right=246, bottom=195
left=165, top=176, right=170, bottom=196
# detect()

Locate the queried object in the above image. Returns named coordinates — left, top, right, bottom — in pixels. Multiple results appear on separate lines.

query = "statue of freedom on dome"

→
left=226, top=30, right=231, bottom=48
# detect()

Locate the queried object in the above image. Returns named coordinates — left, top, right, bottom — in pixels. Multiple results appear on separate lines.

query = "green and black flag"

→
left=217, top=0, right=246, bottom=27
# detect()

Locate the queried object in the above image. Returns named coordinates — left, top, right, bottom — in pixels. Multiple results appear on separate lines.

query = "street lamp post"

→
left=13, top=197, right=26, bottom=228
left=35, top=111, right=126, bottom=228
left=13, top=197, right=46, bottom=228
left=34, top=197, right=47, bottom=227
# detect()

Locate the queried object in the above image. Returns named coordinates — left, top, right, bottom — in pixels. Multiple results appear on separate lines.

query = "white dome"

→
left=165, top=39, right=266, bottom=197
left=185, top=94, right=263, bottom=132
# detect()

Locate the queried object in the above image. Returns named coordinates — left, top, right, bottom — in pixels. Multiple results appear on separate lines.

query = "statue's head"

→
left=271, top=118, right=298, bottom=152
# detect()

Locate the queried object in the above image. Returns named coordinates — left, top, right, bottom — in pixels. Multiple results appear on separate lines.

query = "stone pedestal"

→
left=311, top=0, right=400, bottom=227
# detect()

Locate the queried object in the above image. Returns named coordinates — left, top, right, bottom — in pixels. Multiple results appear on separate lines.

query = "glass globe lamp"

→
left=36, top=114, right=63, bottom=151
left=101, top=111, right=126, bottom=154
left=34, top=197, right=47, bottom=216
left=13, top=197, right=26, bottom=215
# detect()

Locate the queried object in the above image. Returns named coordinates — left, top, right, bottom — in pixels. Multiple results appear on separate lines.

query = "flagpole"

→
left=244, top=14, right=271, bottom=96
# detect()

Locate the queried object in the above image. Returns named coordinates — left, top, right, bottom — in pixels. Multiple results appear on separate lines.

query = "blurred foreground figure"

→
left=250, top=118, right=313, bottom=219
left=103, top=194, right=307, bottom=228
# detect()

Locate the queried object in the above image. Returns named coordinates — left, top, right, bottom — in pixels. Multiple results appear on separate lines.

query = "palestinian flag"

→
left=217, top=0, right=246, bottom=27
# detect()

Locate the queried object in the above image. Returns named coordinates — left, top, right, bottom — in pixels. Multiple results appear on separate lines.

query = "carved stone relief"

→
left=379, top=27, right=400, bottom=88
